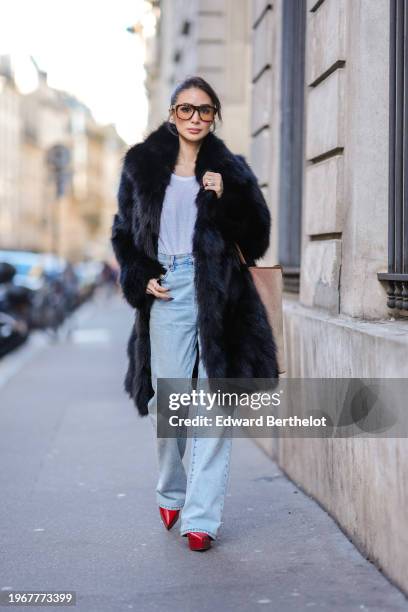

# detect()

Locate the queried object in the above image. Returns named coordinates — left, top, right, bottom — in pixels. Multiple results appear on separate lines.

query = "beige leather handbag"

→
left=235, top=243, right=286, bottom=374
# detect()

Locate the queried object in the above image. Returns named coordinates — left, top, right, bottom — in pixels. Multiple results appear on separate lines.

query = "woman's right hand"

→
left=146, top=277, right=173, bottom=300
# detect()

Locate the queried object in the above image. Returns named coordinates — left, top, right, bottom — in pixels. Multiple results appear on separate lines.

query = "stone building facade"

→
left=253, top=0, right=408, bottom=595
left=0, top=55, right=125, bottom=262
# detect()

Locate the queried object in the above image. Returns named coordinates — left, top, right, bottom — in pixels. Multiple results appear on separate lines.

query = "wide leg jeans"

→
left=147, top=251, right=233, bottom=541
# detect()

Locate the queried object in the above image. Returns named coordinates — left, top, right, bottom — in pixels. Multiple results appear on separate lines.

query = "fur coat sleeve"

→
left=209, top=154, right=271, bottom=263
left=110, top=167, right=166, bottom=309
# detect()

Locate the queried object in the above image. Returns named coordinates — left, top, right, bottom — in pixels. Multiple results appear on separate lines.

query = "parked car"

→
left=0, top=249, right=45, bottom=291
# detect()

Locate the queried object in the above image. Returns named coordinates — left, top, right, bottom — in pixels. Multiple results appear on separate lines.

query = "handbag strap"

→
left=234, top=242, right=247, bottom=265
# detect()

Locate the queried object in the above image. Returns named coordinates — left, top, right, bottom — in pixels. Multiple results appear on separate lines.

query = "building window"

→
left=278, top=0, right=306, bottom=293
left=378, top=0, right=408, bottom=311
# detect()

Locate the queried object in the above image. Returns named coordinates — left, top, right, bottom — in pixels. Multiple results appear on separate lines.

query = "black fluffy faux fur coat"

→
left=110, top=120, right=279, bottom=416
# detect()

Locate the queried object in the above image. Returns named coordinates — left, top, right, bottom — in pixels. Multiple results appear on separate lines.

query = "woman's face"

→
left=170, top=87, right=215, bottom=142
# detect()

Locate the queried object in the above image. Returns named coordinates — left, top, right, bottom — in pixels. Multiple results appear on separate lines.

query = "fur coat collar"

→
left=111, top=120, right=279, bottom=416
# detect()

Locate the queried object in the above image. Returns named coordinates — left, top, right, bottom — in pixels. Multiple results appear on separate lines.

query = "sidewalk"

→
left=0, top=289, right=407, bottom=612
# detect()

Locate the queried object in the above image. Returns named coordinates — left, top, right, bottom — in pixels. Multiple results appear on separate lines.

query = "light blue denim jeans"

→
left=147, top=251, right=233, bottom=541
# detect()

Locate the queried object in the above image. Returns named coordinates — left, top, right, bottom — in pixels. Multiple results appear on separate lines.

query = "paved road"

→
left=0, top=288, right=407, bottom=612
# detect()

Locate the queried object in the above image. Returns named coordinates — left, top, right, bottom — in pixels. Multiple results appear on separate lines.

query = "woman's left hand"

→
left=203, top=171, right=223, bottom=199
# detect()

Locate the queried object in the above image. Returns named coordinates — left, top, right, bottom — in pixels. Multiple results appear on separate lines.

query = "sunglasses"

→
left=170, top=103, right=217, bottom=122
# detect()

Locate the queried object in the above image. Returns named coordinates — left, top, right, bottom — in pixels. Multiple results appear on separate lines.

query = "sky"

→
left=0, top=0, right=155, bottom=144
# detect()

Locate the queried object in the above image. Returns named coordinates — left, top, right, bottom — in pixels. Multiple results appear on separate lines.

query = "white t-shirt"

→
left=158, top=173, right=200, bottom=255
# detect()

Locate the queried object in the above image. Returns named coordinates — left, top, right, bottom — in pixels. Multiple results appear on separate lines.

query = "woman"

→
left=111, top=76, right=279, bottom=552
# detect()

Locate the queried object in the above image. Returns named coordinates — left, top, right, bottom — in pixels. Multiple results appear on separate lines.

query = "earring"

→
left=167, top=119, right=179, bottom=137
left=210, top=121, right=216, bottom=133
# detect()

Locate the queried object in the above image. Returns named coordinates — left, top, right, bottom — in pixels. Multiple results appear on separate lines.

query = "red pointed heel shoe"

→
left=159, top=506, right=180, bottom=530
left=187, top=532, right=212, bottom=551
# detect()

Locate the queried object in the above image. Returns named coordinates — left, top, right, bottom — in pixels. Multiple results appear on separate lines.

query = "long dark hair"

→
left=167, top=76, right=223, bottom=134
